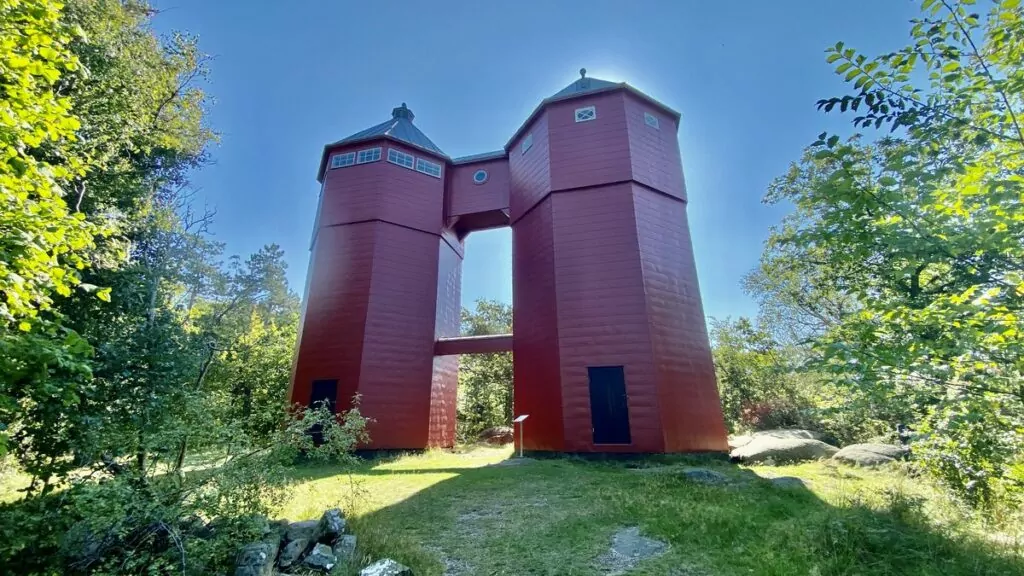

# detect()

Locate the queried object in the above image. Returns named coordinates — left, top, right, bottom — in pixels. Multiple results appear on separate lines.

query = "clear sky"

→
left=150, top=0, right=917, bottom=321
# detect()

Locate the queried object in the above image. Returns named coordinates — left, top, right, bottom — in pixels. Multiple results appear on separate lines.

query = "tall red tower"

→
left=291, top=72, right=728, bottom=453
left=290, top=103, right=460, bottom=449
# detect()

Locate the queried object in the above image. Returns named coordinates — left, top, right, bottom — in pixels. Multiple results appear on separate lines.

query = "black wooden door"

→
left=309, top=379, right=338, bottom=413
left=308, top=379, right=338, bottom=445
left=588, top=366, right=631, bottom=444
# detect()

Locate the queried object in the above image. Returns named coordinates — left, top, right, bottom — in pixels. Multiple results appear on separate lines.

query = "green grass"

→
left=0, top=464, right=31, bottom=505
left=278, top=446, right=1024, bottom=576
left=2, top=448, right=1020, bottom=575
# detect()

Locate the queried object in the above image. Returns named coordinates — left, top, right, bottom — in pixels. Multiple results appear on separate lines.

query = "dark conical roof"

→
left=549, top=76, right=620, bottom=100
left=502, top=69, right=680, bottom=152
left=332, top=103, right=445, bottom=157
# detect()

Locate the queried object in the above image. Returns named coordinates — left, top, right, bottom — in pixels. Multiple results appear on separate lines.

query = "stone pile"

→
left=234, top=508, right=412, bottom=575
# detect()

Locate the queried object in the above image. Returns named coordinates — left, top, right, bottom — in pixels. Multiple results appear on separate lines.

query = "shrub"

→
left=916, top=396, right=1023, bottom=509
left=0, top=402, right=368, bottom=574
left=739, top=399, right=805, bottom=431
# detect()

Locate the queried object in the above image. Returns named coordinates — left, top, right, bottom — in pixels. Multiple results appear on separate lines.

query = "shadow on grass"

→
left=328, top=455, right=1024, bottom=576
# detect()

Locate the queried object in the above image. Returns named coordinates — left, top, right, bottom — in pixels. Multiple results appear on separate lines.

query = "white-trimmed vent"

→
left=357, top=147, right=381, bottom=164
left=575, top=105, right=596, bottom=123
left=387, top=148, right=415, bottom=169
left=644, top=112, right=660, bottom=129
left=330, top=152, right=356, bottom=169
left=521, top=133, right=533, bottom=154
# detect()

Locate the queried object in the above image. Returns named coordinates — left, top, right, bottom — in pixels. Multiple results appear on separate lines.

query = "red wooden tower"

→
left=290, top=71, right=729, bottom=453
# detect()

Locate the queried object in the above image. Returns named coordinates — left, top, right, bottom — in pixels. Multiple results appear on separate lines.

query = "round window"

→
left=472, top=169, right=488, bottom=184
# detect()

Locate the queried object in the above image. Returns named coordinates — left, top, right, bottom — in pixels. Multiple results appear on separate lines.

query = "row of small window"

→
left=387, top=148, right=442, bottom=178
left=519, top=108, right=661, bottom=155
left=329, top=146, right=442, bottom=179
left=329, top=147, right=381, bottom=169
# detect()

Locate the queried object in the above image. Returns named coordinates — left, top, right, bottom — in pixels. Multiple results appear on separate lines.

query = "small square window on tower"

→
left=644, top=112, right=660, bottom=129
left=575, top=105, right=596, bottom=123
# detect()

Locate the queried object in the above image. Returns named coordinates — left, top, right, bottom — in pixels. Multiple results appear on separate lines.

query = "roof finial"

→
left=392, top=102, right=415, bottom=121
left=579, top=68, right=587, bottom=79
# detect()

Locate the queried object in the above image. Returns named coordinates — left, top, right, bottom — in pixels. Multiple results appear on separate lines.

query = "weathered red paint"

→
left=291, top=78, right=728, bottom=453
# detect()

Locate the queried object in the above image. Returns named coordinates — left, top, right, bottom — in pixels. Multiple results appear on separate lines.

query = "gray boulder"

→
left=480, top=426, right=514, bottom=445
left=303, top=543, right=337, bottom=572
left=833, top=443, right=908, bottom=466
left=333, top=534, right=358, bottom=562
left=277, top=537, right=309, bottom=569
left=728, top=435, right=753, bottom=450
left=234, top=542, right=277, bottom=576
left=681, top=467, right=729, bottom=485
left=730, top=437, right=838, bottom=464
left=754, top=429, right=824, bottom=441
left=596, top=526, right=669, bottom=574
left=361, top=558, right=414, bottom=576
left=729, top=429, right=825, bottom=450
left=260, top=521, right=284, bottom=555
left=285, top=519, right=318, bottom=542
left=314, top=508, right=346, bottom=543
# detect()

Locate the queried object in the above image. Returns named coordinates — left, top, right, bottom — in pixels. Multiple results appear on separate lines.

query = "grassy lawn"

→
left=279, top=446, right=1024, bottom=576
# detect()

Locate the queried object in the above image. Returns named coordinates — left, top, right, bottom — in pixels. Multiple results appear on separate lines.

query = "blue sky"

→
left=151, top=0, right=917, bottom=321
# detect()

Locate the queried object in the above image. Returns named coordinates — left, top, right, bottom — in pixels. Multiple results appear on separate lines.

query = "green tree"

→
left=460, top=298, right=513, bottom=336
left=0, top=3, right=372, bottom=573
left=0, top=0, right=101, bottom=328
left=769, top=0, right=1024, bottom=504
left=710, top=317, right=797, bottom=431
left=0, top=0, right=105, bottom=458
left=743, top=162, right=859, bottom=347
left=458, top=300, right=513, bottom=440
left=200, top=246, right=300, bottom=442
left=0, top=0, right=214, bottom=473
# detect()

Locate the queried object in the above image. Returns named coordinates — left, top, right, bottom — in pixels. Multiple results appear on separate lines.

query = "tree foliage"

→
left=0, top=2, right=366, bottom=573
left=710, top=317, right=899, bottom=445
left=711, top=317, right=798, bottom=431
left=457, top=300, right=513, bottom=440
left=760, top=0, right=1024, bottom=505
left=0, top=0, right=100, bottom=330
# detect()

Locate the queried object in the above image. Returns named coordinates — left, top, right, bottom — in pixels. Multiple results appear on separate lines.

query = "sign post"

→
left=513, top=414, right=529, bottom=459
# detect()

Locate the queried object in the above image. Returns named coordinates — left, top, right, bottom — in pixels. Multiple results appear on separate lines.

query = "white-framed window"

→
left=330, top=152, right=356, bottom=169
left=415, top=157, right=442, bottom=178
left=521, top=133, right=533, bottom=154
left=472, top=169, right=488, bottom=185
left=644, top=112, right=660, bottom=130
left=387, top=148, right=415, bottom=170
left=356, top=147, right=381, bottom=164
left=575, top=105, right=596, bottom=123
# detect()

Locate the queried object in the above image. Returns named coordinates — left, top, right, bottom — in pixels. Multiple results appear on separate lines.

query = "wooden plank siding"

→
left=292, top=82, right=728, bottom=453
